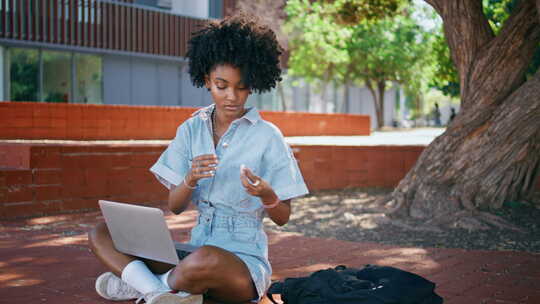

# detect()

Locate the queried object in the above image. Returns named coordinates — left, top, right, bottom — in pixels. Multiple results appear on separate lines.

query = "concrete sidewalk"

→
left=0, top=128, right=446, bottom=147
left=285, top=128, right=446, bottom=146
left=1, top=209, right=539, bottom=304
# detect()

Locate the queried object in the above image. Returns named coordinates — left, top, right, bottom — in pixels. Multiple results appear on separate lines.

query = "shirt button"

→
left=222, top=142, right=229, bottom=148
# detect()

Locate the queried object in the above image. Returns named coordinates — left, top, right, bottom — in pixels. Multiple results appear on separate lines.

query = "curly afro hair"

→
left=186, top=13, right=283, bottom=94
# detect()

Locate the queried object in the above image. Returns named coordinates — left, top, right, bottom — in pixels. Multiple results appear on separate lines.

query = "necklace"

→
left=212, top=109, right=219, bottom=142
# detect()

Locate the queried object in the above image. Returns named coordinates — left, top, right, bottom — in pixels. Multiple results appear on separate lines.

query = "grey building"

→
left=0, top=0, right=398, bottom=128
left=0, top=0, right=235, bottom=108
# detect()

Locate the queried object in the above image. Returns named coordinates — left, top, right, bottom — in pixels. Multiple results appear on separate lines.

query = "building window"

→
left=4, top=47, right=103, bottom=103
left=43, top=50, right=71, bottom=103
left=208, top=0, right=223, bottom=19
left=9, top=48, right=39, bottom=102
left=74, top=53, right=103, bottom=104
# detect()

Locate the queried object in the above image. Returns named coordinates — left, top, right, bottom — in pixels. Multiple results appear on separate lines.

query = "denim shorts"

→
left=188, top=203, right=271, bottom=300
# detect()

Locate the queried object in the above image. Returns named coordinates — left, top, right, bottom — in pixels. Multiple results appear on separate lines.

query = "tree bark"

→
left=366, top=80, right=385, bottom=129
left=377, top=80, right=386, bottom=128
left=277, top=82, right=287, bottom=111
left=386, top=0, right=540, bottom=230
left=343, top=79, right=350, bottom=113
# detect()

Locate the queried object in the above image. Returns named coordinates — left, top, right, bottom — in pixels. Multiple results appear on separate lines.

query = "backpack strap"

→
left=266, top=281, right=284, bottom=304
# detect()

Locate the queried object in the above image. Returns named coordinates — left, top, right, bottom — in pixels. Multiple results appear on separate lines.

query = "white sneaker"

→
left=95, top=272, right=142, bottom=301
left=136, top=290, right=203, bottom=304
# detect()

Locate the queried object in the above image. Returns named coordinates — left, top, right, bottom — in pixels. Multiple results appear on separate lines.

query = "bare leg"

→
left=87, top=222, right=174, bottom=276
left=168, top=246, right=258, bottom=303
left=89, top=223, right=257, bottom=303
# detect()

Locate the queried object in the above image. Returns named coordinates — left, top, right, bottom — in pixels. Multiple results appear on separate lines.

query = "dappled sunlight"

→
left=343, top=213, right=389, bottom=229
left=375, top=256, right=439, bottom=272
left=274, top=263, right=336, bottom=278
left=4, top=278, right=44, bottom=287
left=318, top=194, right=340, bottom=201
left=23, top=234, right=60, bottom=241
left=342, top=197, right=376, bottom=204
left=18, top=224, right=60, bottom=231
left=0, top=273, right=23, bottom=284
left=272, top=189, right=393, bottom=238
left=5, top=257, right=34, bottom=264
left=364, top=247, right=428, bottom=257
left=0, top=239, right=19, bottom=249
left=24, top=234, right=87, bottom=249
left=0, top=268, right=45, bottom=287
left=309, top=211, right=335, bottom=221
left=362, top=247, right=441, bottom=272
left=267, top=231, right=304, bottom=245
left=31, top=257, right=64, bottom=266
left=27, top=215, right=73, bottom=225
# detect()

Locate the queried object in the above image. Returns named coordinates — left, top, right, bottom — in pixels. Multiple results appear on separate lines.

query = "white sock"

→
left=121, top=260, right=169, bottom=294
left=156, top=269, right=173, bottom=290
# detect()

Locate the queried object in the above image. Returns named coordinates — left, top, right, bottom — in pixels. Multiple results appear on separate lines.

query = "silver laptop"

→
left=98, top=200, right=198, bottom=265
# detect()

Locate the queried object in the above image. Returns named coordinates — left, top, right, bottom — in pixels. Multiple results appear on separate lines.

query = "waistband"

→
left=198, top=201, right=261, bottom=230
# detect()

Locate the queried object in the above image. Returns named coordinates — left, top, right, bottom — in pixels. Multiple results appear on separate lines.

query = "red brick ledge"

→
left=0, top=102, right=371, bottom=140
left=2, top=142, right=538, bottom=219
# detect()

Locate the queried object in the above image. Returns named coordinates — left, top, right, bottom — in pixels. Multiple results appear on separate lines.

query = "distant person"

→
left=88, top=14, right=308, bottom=304
left=448, top=107, right=456, bottom=124
left=433, top=103, right=441, bottom=127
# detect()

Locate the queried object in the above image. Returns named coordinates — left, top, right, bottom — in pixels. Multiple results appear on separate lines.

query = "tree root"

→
left=361, top=188, right=525, bottom=232
left=388, top=219, right=444, bottom=233
left=383, top=209, right=525, bottom=233
left=476, top=211, right=524, bottom=232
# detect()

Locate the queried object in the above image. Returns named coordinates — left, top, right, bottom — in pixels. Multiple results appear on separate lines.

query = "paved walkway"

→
left=1, top=208, right=539, bottom=304
left=0, top=128, right=446, bottom=147
left=286, top=128, right=446, bottom=146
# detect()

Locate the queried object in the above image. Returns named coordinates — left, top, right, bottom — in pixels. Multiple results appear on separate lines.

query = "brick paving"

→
left=1, top=209, right=539, bottom=304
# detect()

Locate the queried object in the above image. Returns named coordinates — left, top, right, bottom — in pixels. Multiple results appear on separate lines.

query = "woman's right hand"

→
left=185, top=154, right=219, bottom=187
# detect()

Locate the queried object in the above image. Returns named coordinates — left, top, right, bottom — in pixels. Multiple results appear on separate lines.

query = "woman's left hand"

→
left=240, top=167, right=278, bottom=205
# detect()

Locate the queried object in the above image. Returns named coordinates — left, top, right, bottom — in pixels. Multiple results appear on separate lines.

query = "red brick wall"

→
left=1, top=143, right=539, bottom=218
left=293, top=145, right=425, bottom=190
left=0, top=102, right=370, bottom=140
left=261, top=112, right=370, bottom=136
left=0, top=144, right=168, bottom=218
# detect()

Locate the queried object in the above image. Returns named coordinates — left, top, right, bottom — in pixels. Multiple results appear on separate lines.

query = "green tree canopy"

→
left=285, top=0, right=432, bottom=127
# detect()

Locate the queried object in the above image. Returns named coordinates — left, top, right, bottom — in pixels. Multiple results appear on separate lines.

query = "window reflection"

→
left=43, top=50, right=71, bottom=103
left=5, top=47, right=103, bottom=103
left=9, top=48, right=39, bottom=102
left=75, top=53, right=103, bottom=104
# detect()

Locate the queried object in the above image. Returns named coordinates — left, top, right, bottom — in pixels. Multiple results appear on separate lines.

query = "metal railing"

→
left=0, top=0, right=209, bottom=57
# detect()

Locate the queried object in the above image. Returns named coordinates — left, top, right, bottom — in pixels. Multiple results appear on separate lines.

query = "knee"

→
left=87, top=222, right=109, bottom=253
left=169, top=246, right=220, bottom=290
left=181, top=246, right=220, bottom=279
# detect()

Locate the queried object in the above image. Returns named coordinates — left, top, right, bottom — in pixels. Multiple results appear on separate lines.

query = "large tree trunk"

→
left=386, top=0, right=540, bottom=230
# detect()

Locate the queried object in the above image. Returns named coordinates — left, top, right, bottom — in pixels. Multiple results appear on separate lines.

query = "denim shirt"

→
left=150, top=104, right=308, bottom=296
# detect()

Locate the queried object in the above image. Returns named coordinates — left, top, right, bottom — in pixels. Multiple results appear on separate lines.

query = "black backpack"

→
left=267, top=265, right=443, bottom=304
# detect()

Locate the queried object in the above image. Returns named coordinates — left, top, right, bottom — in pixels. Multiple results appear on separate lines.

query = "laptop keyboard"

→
left=174, top=242, right=198, bottom=260
left=176, top=249, right=191, bottom=260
